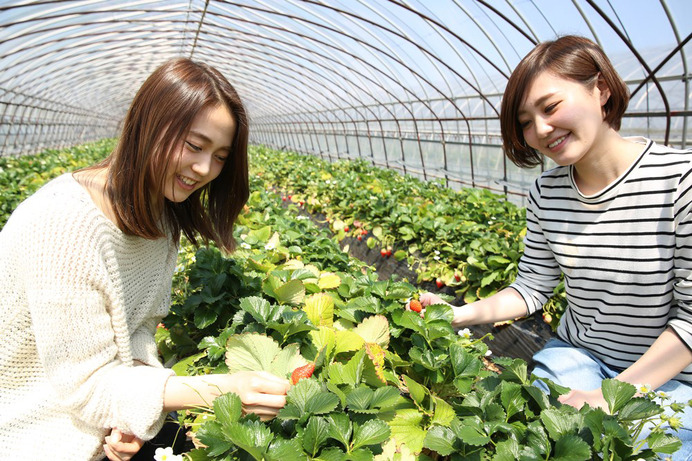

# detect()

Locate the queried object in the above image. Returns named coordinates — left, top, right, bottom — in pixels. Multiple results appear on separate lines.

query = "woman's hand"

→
left=558, top=388, right=608, bottom=412
left=418, top=292, right=450, bottom=309
left=103, top=428, right=144, bottom=461
left=192, top=371, right=291, bottom=421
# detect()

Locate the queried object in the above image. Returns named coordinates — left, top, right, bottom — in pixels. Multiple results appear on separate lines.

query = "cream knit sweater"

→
left=0, top=173, right=178, bottom=460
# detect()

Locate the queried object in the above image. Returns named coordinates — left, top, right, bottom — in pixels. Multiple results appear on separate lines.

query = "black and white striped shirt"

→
left=511, top=137, right=692, bottom=383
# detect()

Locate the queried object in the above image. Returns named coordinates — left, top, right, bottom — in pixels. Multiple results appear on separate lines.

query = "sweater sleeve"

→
left=669, top=167, right=692, bottom=350
left=23, top=206, right=173, bottom=439
left=510, top=179, right=562, bottom=315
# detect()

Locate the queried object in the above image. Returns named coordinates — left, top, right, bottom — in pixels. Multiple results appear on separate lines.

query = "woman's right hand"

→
left=225, top=370, right=291, bottom=420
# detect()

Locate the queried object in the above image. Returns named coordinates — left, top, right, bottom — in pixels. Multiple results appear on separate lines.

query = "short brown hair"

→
left=94, top=58, right=249, bottom=252
left=500, top=35, right=630, bottom=168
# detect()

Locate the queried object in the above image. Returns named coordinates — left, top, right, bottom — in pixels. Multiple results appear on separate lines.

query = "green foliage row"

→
left=249, top=145, right=566, bottom=329
left=162, top=178, right=684, bottom=460
left=1, top=141, right=683, bottom=459
left=0, top=139, right=115, bottom=229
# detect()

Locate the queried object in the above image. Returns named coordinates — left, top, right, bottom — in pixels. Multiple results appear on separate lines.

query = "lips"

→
left=547, top=134, right=568, bottom=149
left=176, top=174, right=199, bottom=190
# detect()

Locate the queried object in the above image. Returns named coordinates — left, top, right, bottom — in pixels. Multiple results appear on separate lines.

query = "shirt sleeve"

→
left=669, top=167, right=692, bottom=350
left=23, top=209, right=173, bottom=439
left=509, top=178, right=562, bottom=315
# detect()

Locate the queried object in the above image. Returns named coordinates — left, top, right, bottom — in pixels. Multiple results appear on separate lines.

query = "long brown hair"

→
left=91, top=58, right=249, bottom=252
left=500, top=35, right=630, bottom=168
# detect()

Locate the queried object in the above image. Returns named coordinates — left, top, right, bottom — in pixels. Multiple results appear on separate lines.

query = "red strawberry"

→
left=344, top=226, right=350, bottom=232
left=435, top=278, right=444, bottom=289
left=357, top=235, right=362, bottom=241
left=380, top=249, right=388, bottom=257
left=291, top=362, right=315, bottom=385
left=409, top=299, right=423, bottom=313
left=454, top=273, right=461, bottom=282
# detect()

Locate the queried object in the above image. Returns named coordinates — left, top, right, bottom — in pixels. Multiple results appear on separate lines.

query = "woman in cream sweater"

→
left=0, top=58, right=289, bottom=460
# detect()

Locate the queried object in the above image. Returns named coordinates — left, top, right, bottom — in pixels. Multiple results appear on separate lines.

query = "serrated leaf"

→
left=388, top=409, right=427, bottom=454
left=266, top=438, right=308, bottom=461
left=225, top=333, right=280, bottom=372
left=601, top=378, right=636, bottom=414
left=335, top=329, right=365, bottom=355
left=318, top=272, right=341, bottom=289
left=647, top=431, right=682, bottom=454
left=239, top=296, right=276, bottom=324
left=347, top=448, right=375, bottom=461
left=617, top=397, right=663, bottom=421
left=423, top=425, right=455, bottom=456
left=347, top=386, right=375, bottom=411
left=403, top=375, right=430, bottom=413
left=431, top=396, right=455, bottom=426
left=374, top=437, right=415, bottom=461
left=302, top=416, right=330, bottom=457
left=275, top=279, right=306, bottom=305
left=423, top=304, right=454, bottom=323
left=326, top=413, right=352, bottom=450
left=287, top=379, right=321, bottom=413
left=553, top=433, right=591, bottom=461
left=494, top=438, right=520, bottom=461
left=353, top=315, right=390, bottom=347
left=195, top=420, right=234, bottom=457
left=455, top=419, right=490, bottom=446
left=305, top=392, right=340, bottom=415
left=213, top=392, right=243, bottom=427
left=309, top=327, right=336, bottom=363
left=500, top=381, right=526, bottom=420
left=303, top=293, right=334, bottom=327
left=365, top=342, right=387, bottom=384
left=352, top=419, right=391, bottom=450
left=225, top=333, right=306, bottom=378
left=328, top=349, right=365, bottom=386
left=226, top=420, right=273, bottom=460
left=370, top=386, right=402, bottom=410
left=540, top=408, right=579, bottom=440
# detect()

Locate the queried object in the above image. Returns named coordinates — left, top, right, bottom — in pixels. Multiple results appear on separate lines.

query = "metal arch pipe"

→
left=585, top=0, right=672, bottom=145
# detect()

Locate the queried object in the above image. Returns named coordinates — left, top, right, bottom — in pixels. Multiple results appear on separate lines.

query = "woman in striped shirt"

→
left=420, top=35, right=692, bottom=458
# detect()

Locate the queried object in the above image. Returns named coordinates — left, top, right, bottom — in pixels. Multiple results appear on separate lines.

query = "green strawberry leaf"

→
left=266, top=438, right=308, bottom=461
left=601, top=379, right=636, bottom=414
left=352, top=419, right=391, bottom=450
left=388, top=408, right=427, bottom=454
left=423, top=425, right=455, bottom=456
left=326, top=413, right=352, bottom=450
left=553, top=433, right=591, bottom=461
left=302, top=416, right=330, bottom=457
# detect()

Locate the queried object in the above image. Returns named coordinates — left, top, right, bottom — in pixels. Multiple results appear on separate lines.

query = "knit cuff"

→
left=115, top=366, right=175, bottom=440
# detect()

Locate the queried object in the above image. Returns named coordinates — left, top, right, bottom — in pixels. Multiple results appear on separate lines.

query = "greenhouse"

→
left=1, top=1, right=691, bottom=460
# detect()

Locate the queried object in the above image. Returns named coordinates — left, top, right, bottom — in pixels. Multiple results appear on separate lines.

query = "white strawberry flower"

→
left=154, top=446, right=183, bottom=461
left=458, top=328, right=472, bottom=339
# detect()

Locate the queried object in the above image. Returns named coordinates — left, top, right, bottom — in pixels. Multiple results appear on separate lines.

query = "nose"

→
left=191, top=153, right=212, bottom=177
left=535, top=116, right=553, bottom=138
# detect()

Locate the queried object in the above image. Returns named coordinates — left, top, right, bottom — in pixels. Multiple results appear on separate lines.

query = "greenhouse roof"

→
left=1, top=0, right=690, bottom=201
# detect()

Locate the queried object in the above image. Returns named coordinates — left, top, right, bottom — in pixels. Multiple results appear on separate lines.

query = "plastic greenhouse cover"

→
left=0, top=0, right=690, bottom=204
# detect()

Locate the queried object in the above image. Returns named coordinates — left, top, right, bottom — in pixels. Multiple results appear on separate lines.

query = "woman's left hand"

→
left=558, top=388, right=608, bottom=412
left=103, top=428, right=144, bottom=461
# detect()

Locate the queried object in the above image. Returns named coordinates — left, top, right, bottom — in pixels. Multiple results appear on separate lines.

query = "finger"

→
left=103, top=444, right=123, bottom=461
left=253, top=371, right=292, bottom=390
left=245, top=393, right=287, bottom=408
left=243, top=404, right=284, bottom=419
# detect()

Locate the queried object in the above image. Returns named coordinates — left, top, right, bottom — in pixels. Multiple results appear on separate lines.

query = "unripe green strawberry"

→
left=291, top=362, right=315, bottom=385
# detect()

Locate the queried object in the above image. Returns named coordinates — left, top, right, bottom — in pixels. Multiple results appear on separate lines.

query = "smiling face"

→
left=163, top=103, right=236, bottom=203
left=518, top=71, right=611, bottom=167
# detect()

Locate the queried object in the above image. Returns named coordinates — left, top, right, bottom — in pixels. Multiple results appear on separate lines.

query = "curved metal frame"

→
left=0, top=0, right=689, bottom=203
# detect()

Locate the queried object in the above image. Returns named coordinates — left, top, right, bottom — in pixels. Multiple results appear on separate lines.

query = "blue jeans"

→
left=532, top=338, right=692, bottom=461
